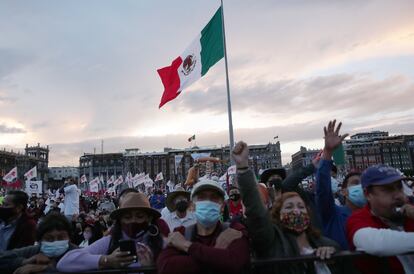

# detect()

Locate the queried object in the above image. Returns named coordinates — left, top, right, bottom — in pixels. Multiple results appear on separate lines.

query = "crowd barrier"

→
left=55, top=251, right=370, bottom=274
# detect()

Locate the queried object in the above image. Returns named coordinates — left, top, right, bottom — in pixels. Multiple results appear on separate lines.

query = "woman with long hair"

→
left=57, top=192, right=167, bottom=272
left=232, top=141, right=356, bottom=274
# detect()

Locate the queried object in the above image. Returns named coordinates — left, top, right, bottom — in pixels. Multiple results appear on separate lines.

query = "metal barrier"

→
left=55, top=251, right=368, bottom=274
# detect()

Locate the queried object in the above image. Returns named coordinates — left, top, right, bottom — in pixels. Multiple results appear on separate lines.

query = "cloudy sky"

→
left=1, top=0, right=414, bottom=166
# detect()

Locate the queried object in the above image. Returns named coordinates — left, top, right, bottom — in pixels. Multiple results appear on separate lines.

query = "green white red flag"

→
left=158, top=7, right=224, bottom=108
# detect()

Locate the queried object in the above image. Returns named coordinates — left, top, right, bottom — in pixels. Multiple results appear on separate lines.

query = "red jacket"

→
left=157, top=222, right=250, bottom=274
left=346, top=205, right=414, bottom=274
left=7, top=213, right=36, bottom=250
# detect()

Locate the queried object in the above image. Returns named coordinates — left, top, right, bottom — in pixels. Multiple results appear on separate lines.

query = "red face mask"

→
left=121, top=222, right=149, bottom=238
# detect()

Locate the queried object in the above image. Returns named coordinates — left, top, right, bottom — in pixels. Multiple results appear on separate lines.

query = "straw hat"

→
left=166, top=186, right=190, bottom=212
left=110, top=192, right=161, bottom=220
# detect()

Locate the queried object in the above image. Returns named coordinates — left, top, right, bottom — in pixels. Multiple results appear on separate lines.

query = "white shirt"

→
left=163, top=211, right=196, bottom=231
left=353, top=227, right=414, bottom=274
left=63, top=184, right=80, bottom=215
left=161, top=207, right=172, bottom=219
left=58, top=203, right=65, bottom=214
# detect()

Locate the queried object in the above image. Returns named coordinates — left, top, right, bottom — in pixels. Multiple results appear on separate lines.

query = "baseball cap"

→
left=361, top=164, right=413, bottom=188
left=191, top=179, right=225, bottom=200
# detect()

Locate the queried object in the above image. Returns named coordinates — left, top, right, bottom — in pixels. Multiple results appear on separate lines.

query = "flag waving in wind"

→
left=158, top=7, right=224, bottom=108
left=3, top=167, right=17, bottom=183
left=24, top=166, right=37, bottom=180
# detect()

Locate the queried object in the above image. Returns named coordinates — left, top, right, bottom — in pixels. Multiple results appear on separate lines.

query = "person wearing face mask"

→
left=227, top=186, right=243, bottom=219
left=57, top=192, right=168, bottom=272
left=233, top=141, right=359, bottom=274
left=0, top=212, right=76, bottom=274
left=157, top=179, right=250, bottom=274
left=162, top=187, right=196, bottom=231
left=315, top=120, right=366, bottom=250
left=0, top=190, right=36, bottom=252
left=347, top=165, right=414, bottom=274
left=261, top=152, right=323, bottom=231
left=79, top=223, right=102, bottom=248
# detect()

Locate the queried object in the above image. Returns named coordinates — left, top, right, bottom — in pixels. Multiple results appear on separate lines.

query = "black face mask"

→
left=229, top=194, right=241, bottom=201
left=175, top=200, right=189, bottom=213
left=121, top=222, right=149, bottom=238
left=0, top=207, right=16, bottom=222
left=268, top=178, right=283, bottom=190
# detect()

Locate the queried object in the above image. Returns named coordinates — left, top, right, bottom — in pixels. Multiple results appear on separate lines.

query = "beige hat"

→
left=110, top=192, right=161, bottom=220
left=191, top=179, right=225, bottom=200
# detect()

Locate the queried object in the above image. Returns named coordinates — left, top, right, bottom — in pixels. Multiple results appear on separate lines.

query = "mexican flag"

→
left=158, top=7, right=224, bottom=108
left=188, top=134, right=196, bottom=142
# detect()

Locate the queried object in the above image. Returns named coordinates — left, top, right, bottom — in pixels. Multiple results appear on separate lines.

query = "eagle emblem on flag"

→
left=181, top=54, right=196, bottom=76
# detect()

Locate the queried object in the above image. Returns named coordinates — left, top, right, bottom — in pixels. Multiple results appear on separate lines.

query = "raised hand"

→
left=323, top=120, right=348, bottom=160
left=232, top=141, right=249, bottom=169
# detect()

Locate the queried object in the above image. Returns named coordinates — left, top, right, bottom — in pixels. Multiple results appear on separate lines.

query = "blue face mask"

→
left=195, top=200, right=221, bottom=228
left=347, top=185, right=367, bottom=208
left=40, top=240, right=69, bottom=258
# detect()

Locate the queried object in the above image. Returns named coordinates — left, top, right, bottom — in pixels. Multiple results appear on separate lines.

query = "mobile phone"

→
left=119, top=240, right=136, bottom=255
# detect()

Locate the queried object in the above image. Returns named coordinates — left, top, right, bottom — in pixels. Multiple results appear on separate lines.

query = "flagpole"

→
left=220, top=0, right=235, bottom=161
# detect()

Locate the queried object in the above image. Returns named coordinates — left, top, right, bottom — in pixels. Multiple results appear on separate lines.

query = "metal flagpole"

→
left=220, top=0, right=235, bottom=161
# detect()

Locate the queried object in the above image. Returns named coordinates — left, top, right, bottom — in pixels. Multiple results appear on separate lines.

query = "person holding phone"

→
left=57, top=192, right=166, bottom=272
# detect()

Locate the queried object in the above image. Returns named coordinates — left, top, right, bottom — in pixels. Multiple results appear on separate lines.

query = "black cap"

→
left=260, top=168, right=287, bottom=183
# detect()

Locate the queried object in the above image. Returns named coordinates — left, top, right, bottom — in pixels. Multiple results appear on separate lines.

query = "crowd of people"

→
left=0, top=120, right=413, bottom=274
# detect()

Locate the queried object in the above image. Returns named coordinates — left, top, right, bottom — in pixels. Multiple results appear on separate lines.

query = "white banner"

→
left=132, top=173, right=146, bottom=187
left=24, top=166, right=37, bottom=180
left=227, top=165, right=237, bottom=175
left=89, top=177, right=100, bottom=185
left=144, top=174, right=154, bottom=188
left=155, top=172, right=164, bottom=182
left=166, top=180, right=175, bottom=192
left=174, top=155, right=183, bottom=173
left=113, top=175, right=124, bottom=187
left=80, top=175, right=87, bottom=184
left=89, top=182, right=99, bottom=193
left=3, top=167, right=17, bottom=183
left=25, top=180, right=42, bottom=195
left=125, top=172, right=133, bottom=187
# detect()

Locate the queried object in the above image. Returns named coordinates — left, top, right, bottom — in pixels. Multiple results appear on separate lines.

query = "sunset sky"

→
left=1, top=0, right=414, bottom=166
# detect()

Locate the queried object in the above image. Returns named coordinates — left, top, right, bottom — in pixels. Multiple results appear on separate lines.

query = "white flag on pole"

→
left=227, top=165, right=237, bottom=175
left=24, top=166, right=37, bottom=180
left=113, top=175, right=124, bottom=187
left=89, top=182, right=99, bottom=193
left=3, top=167, right=17, bottom=183
left=155, top=172, right=164, bottom=182
left=144, top=174, right=154, bottom=188
left=80, top=175, right=87, bottom=184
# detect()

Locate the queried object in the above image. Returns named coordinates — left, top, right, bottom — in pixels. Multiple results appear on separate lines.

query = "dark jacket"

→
left=238, top=169, right=356, bottom=274
left=7, top=213, right=36, bottom=250
left=0, top=243, right=77, bottom=274
left=281, top=164, right=322, bottom=230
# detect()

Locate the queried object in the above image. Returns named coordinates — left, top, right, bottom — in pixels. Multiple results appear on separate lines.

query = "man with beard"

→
left=0, top=190, right=36, bottom=251
left=347, top=165, right=414, bottom=274
left=162, top=187, right=196, bottom=231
